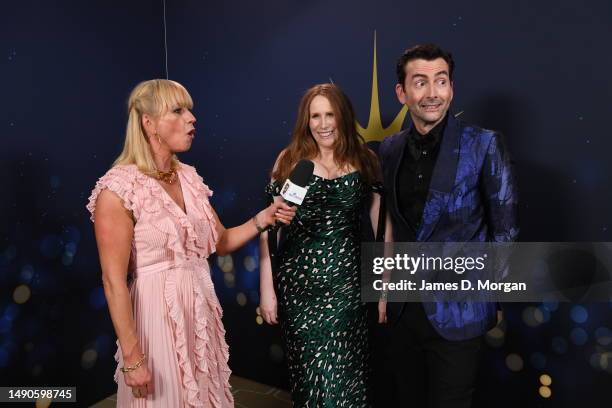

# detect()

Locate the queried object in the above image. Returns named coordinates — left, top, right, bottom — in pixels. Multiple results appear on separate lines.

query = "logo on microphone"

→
left=280, top=180, right=308, bottom=206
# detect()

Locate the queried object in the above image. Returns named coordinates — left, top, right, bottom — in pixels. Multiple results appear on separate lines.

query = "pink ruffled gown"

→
left=87, top=163, right=234, bottom=408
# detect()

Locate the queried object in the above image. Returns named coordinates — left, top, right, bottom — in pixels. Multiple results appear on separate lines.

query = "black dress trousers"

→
left=370, top=302, right=483, bottom=408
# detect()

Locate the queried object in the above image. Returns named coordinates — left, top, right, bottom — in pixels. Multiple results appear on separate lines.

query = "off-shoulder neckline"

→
left=311, top=171, right=360, bottom=181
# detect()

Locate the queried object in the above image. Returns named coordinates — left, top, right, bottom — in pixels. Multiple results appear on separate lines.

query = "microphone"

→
left=279, top=159, right=315, bottom=206
left=268, top=159, right=314, bottom=264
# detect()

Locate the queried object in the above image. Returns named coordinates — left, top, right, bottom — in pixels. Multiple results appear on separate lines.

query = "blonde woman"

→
left=87, top=79, right=295, bottom=407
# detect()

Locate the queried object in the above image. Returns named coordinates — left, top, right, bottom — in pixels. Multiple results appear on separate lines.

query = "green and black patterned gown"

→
left=266, top=172, right=370, bottom=408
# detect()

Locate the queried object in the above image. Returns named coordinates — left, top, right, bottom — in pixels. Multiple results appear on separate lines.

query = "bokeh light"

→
left=588, top=352, right=611, bottom=371
left=217, top=255, right=234, bottom=273
left=535, top=306, right=550, bottom=323
left=236, top=292, right=247, bottom=306
left=243, top=256, right=257, bottom=272
left=601, top=353, right=611, bottom=371
left=540, top=374, right=552, bottom=386
left=62, top=253, right=74, bottom=266
left=589, top=353, right=601, bottom=370
left=20, top=264, right=34, bottom=282
left=81, top=348, right=98, bottom=369
left=485, top=327, right=505, bottom=348
left=570, top=327, right=588, bottom=346
left=570, top=305, right=588, bottom=324
left=505, top=353, right=524, bottom=372
left=65, top=242, right=77, bottom=256
left=522, top=306, right=543, bottom=328
left=3, top=304, right=19, bottom=321
left=539, top=386, right=552, bottom=398
left=13, top=285, right=31, bottom=304
left=255, top=316, right=263, bottom=325
left=541, top=300, right=559, bottom=312
left=224, top=273, right=235, bottom=288
left=595, top=327, right=612, bottom=346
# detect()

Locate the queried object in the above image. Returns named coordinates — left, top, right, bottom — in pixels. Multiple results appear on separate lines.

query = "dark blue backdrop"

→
left=1, top=1, right=611, bottom=406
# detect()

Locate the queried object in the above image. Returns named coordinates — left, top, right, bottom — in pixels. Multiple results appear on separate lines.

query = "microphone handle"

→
left=267, top=199, right=299, bottom=265
left=271, top=199, right=298, bottom=229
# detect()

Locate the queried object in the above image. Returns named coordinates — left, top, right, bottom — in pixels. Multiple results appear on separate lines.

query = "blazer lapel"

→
left=417, top=114, right=461, bottom=241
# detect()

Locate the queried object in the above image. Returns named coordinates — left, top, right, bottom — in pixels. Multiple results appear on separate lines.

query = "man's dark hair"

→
left=396, top=44, right=455, bottom=87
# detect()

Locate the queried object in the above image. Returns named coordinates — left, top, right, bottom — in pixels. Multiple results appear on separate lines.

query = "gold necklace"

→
left=155, top=163, right=178, bottom=184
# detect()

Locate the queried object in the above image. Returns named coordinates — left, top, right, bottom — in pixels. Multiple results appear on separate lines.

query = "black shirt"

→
left=396, top=114, right=448, bottom=238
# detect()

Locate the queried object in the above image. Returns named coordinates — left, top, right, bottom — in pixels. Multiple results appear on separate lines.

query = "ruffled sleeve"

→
left=370, top=181, right=385, bottom=195
left=265, top=180, right=281, bottom=197
left=86, top=165, right=139, bottom=222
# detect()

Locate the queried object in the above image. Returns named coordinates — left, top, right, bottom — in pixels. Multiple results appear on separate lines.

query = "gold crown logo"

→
left=356, top=32, right=408, bottom=143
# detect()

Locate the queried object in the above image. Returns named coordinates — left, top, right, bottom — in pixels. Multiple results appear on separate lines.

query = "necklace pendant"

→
left=155, top=166, right=178, bottom=184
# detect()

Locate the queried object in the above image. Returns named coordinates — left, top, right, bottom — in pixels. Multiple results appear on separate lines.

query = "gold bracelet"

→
left=120, top=354, right=146, bottom=373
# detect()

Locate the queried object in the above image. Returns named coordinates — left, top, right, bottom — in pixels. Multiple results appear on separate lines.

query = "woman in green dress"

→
left=259, top=83, right=382, bottom=407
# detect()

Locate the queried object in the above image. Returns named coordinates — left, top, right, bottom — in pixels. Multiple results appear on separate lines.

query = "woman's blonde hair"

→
left=113, top=79, right=193, bottom=174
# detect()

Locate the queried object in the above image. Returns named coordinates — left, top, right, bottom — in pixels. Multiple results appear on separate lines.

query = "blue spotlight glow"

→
left=542, top=301, right=558, bottom=312
left=570, top=327, right=588, bottom=346
left=20, top=265, right=34, bottom=282
left=570, top=305, right=588, bottom=324
left=3, top=304, right=19, bottom=321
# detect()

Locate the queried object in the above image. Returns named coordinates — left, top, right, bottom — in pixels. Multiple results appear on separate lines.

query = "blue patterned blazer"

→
left=378, top=113, right=519, bottom=341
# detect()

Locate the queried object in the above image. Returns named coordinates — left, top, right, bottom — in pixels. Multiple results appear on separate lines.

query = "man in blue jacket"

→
left=376, top=44, right=519, bottom=407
